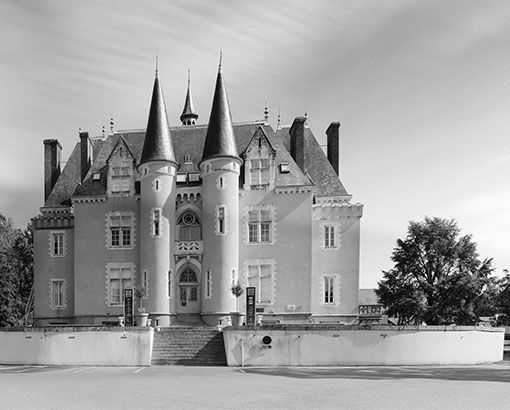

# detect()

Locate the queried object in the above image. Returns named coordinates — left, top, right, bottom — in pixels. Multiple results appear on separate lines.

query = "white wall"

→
left=0, top=327, right=153, bottom=366
left=224, top=326, right=504, bottom=366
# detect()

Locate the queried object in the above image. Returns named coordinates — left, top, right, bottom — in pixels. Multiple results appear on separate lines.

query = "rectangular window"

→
left=250, top=158, right=270, bottom=189
left=217, top=206, right=226, bottom=234
left=51, top=280, right=64, bottom=308
left=248, top=210, right=272, bottom=244
left=324, top=276, right=334, bottom=304
left=205, top=270, right=212, bottom=298
left=108, top=267, right=133, bottom=306
left=109, top=214, right=133, bottom=248
left=153, top=209, right=161, bottom=237
left=51, top=232, right=64, bottom=256
left=324, top=226, right=335, bottom=248
left=247, top=263, right=272, bottom=304
left=111, top=166, right=131, bottom=194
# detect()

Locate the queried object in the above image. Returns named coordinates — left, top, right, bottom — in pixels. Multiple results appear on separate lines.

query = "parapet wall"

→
left=223, top=325, right=505, bottom=366
left=0, top=327, right=153, bottom=366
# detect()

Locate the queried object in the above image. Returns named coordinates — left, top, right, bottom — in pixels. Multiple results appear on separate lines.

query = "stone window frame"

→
left=151, top=207, right=163, bottom=238
left=49, top=278, right=66, bottom=310
left=105, top=262, right=136, bottom=307
left=243, top=258, right=276, bottom=305
left=216, top=204, right=228, bottom=236
left=204, top=269, right=212, bottom=299
left=244, top=204, right=276, bottom=245
left=319, top=273, right=341, bottom=307
left=320, top=221, right=342, bottom=250
left=49, top=230, right=66, bottom=257
left=105, top=211, right=136, bottom=250
left=216, top=175, right=227, bottom=190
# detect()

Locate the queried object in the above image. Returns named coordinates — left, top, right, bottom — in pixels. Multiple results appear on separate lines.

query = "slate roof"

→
left=44, top=120, right=347, bottom=206
left=140, top=74, right=177, bottom=165
left=276, top=126, right=349, bottom=197
left=201, top=70, right=240, bottom=163
left=358, top=289, right=380, bottom=306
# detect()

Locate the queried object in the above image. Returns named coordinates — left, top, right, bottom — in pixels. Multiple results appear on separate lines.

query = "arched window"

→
left=179, top=268, right=197, bottom=283
left=177, top=211, right=201, bottom=241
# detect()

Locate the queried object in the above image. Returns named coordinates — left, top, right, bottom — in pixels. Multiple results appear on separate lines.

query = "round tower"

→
left=139, top=69, right=179, bottom=327
left=199, top=63, right=242, bottom=326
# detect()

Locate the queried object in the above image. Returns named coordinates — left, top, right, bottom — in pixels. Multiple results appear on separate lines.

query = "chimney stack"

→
left=289, top=117, right=306, bottom=171
left=80, top=131, right=91, bottom=181
left=326, top=122, right=340, bottom=175
left=43, top=139, right=62, bottom=201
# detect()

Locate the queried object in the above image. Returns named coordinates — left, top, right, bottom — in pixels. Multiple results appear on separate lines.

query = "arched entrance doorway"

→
left=177, top=266, right=201, bottom=315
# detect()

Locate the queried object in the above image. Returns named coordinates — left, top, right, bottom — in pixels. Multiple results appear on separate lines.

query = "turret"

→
left=199, top=61, right=242, bottom=326
left=180, top=70, right=199, bottom=126
left=139, top=68, right=179, bottom=327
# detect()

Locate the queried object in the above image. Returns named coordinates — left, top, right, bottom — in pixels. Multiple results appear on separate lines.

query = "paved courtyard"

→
left=1, top=363, right=510, bottom=409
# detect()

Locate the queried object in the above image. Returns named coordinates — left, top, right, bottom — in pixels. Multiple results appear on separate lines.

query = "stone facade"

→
left=32, top=67, right=363, bottom=326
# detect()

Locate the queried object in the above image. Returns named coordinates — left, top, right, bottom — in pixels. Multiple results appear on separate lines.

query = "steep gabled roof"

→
left=276, top=126, right=349, bottom=197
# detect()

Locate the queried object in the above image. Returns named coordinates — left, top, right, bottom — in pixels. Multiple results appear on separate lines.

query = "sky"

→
left=1, top=0, right=509, bottom=287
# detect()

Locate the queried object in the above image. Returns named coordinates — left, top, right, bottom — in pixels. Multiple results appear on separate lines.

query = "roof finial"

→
left=219, top=49, right=223, bottom=72
left=155, top=53, right=159, bottom=77
left=304, top=105, right=308, bottom=123
left=264, top=102, right=269, bottom=122
left=110, top=117, right=114, bottom=134
left=187, top=68, right=190, bottom=89
left=277, top=106, right=281, bottom=132
left=102, top=125, right=105, bottom=138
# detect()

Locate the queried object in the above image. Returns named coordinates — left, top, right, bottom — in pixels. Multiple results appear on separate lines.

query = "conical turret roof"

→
left=180, top=70, right=198, bottom=125
left=140, top=72, right=177, bottom=166
left=201, top=67, right=240, bottom=163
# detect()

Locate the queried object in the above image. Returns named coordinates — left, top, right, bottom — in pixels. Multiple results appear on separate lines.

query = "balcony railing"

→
left=175, top=241, right=203, bottom=255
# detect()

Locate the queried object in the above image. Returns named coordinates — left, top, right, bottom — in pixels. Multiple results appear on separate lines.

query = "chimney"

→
left=289, top=117, right=306, bottom=171
left=43, top=139, right=62, bottom=201
left=80, top=131, right=91, bottom=181
left=326, top=122, right=340, bottom=175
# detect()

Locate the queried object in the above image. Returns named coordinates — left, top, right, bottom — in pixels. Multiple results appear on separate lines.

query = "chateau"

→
left=32, top=65, right=363, bottom=327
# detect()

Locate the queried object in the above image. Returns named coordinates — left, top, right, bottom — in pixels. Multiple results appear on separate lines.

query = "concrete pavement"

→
left=1, top=363, right=509, bottom=409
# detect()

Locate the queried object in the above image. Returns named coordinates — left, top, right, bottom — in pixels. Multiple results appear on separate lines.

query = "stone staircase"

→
left=151, top=325, right=228, bottom=366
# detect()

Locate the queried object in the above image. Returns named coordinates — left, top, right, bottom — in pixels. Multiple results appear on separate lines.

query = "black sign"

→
left=124, top=288, right=134, bottom=326
left=246, top=287, right=256, bottom=327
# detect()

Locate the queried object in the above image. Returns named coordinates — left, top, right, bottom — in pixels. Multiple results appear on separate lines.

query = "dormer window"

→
left=107, top=141, right=135, bottom=196
left=250, top=159, right=270, bottom=189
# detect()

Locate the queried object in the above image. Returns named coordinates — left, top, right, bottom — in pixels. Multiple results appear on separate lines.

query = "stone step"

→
left=151, top=328, right=227, bottom=366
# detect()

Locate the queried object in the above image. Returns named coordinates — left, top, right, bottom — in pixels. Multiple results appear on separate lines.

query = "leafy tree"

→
left=496, top=269, right=510, bottom=326
left=0, top=214, right=34, bottom=327
left=376, top=217, right=494, bottom=325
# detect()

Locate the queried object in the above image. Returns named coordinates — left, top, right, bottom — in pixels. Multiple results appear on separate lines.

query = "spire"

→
left=201, top=60, right=240, bottom=163
left=140, top=71, right=177, bottom=166
left=180, top=69, right=199, bottom=126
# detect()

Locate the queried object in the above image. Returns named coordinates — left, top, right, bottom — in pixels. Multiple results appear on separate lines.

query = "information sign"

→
left=246, top=287, right=256, bottom=327
left=124, top=288, right=134, bottom=326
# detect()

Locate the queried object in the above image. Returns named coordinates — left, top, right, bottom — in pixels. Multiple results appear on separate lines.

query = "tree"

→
left=496, top=269, right=510, bottom=326
left=376, top=217, right=494, bottom=325
left=0, top=215, right=34, bottom=327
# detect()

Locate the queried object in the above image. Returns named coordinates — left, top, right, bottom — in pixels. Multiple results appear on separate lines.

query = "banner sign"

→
left=246, top=287, right=256, bottom=327
left=124, top=288, right=134, bottom=326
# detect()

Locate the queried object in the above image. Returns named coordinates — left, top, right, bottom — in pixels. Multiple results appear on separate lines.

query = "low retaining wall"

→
left=223, top=325, right=505, bottom=366
left=0, top=327, right=153, bottom=366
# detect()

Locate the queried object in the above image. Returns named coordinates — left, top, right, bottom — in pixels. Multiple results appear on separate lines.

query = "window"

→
left=152, top=209, right=161, bottom=237
left=177, top=212, right=201, bottom=241
left=248, top=210, right=272, bottom=243
left=107, top=213, right=134, bottom=249
left=50, top=232, right=65, bottom=257
left=247, top=263, right=273, bottom=304
left=107, top=264, right=134, bottom=306
left=111, top=166, right=131, bottom=194
left=324, top=225, right=335, bottom=248
left=50, top=279, right=65, bottom=309
left=143, top=270, right=149, bottom=299
left=205, top=270, right=212, bottom=299
left=250, top=158, right=270, bottom=189
left=321, top=223, right=340, bottom=250
left=324, top=276, right=335, bottom=304
left=168, top=270, right=172, bottom=298
left=217, top=206, right=226, bottom=235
